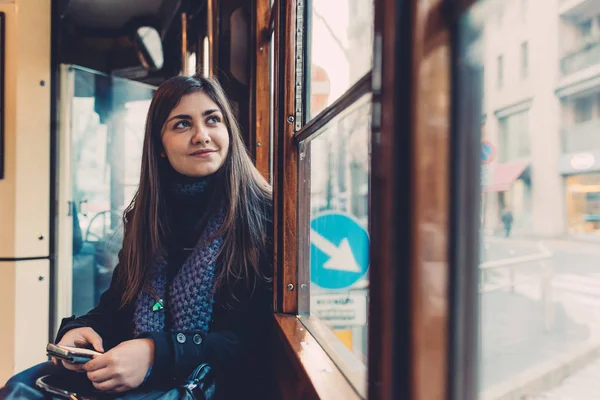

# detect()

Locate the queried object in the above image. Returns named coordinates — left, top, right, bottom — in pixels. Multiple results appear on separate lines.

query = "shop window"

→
left=566, top=174, right=600, bottom=233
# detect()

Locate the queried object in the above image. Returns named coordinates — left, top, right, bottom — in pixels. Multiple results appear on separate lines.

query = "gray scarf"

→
left=132, top=177, right=224, bottom=337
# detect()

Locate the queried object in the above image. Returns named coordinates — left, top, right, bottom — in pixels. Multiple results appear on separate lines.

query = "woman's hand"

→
left=84, top=338, right=155, bottom=393
left=52, top=327, right=105, bottom=372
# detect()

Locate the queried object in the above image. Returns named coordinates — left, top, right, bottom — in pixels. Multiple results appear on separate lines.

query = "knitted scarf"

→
left=132, top=175, right=224, bottom=336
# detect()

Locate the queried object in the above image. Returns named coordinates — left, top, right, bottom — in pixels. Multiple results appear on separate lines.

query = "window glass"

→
left=299, top=94, right=370, bottom=396
left=306, top=0, right=373, bottom=118
left=463, top=0, right=600, bottom=397
left=70, top=68, right=154, bottom=316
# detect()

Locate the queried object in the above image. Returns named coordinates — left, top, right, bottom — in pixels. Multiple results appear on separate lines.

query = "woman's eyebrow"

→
left=166, top=114, right=192, bottom=123
left=203, top=109, right=221, bottom=116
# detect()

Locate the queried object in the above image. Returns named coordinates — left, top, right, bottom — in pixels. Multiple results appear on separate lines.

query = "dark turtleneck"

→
left=164, top=169, right=215, bottom=282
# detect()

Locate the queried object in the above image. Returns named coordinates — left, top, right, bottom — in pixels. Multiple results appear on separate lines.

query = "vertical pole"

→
left=541, top=262, right=554, bottom=332
left=181, top=12, right=188, bottom=76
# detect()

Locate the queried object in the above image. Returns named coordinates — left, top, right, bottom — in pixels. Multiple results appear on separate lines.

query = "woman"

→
left=1, top=75, right=274, bottom=399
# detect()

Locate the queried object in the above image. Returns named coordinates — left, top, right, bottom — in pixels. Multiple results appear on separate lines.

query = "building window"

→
left=499, top=110, right=530, bottom=162
left=497, top=55, right=504, bottom=89
left=575, top=97, right=593, bottom=123
left=578, top=19, right=593, bottom=39
left=521, top=42, right=528, bottom=80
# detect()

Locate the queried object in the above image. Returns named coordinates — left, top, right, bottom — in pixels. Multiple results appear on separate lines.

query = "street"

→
left=480, top=236, right=600, bottom=395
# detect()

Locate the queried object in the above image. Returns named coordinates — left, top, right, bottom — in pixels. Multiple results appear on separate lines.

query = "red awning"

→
left=484, top=161, right=529, bottom=193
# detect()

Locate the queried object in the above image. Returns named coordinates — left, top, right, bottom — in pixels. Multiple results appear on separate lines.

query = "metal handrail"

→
left=479, top=241, right=555, bottom=331
left=480, top=241, right=552, bottom=270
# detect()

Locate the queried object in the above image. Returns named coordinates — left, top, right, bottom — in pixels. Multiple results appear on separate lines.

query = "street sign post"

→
left=310, top=212, right=369, bottom=290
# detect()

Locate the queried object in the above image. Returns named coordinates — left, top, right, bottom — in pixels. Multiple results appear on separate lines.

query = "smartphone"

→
left=46, top=343, right=102, bottom=364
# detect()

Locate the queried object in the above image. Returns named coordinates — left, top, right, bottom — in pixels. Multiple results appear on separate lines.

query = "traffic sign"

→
left=310, top=212, right=369, bottom=290
left=310, top=293, right=367, bottom=326
left=481, top=140, right=496, bottom=165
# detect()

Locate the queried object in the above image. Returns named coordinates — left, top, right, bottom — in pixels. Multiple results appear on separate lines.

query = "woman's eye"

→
left=174, top=120, right=191, bottom=129
left=206, top=115, right=221, bottom=125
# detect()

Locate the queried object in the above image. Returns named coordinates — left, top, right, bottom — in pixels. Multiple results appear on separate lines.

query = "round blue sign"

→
left=481, top=140, right=496, bottom=165
left=310, top=212, right=369, bottom=290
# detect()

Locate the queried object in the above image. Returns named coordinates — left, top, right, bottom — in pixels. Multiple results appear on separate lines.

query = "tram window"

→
left=297, top=94, right=370, bottom=396
left=306, top=0, right=373, bottom=119
left=462, top=0, right=600, bottom=397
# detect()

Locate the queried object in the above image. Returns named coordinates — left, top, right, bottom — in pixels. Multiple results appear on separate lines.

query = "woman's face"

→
left=161, top=91, right=230, bottom=177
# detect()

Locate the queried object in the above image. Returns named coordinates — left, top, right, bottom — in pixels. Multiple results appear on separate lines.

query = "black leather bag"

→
left=35, top=364, right=216, bottom=400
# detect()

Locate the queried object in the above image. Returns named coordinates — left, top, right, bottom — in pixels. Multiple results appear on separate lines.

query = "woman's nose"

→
left=192, top=126, right=211, bottom=144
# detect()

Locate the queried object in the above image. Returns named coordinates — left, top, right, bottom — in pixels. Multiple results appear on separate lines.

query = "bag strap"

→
left=182, top=364, right=216, bottom=400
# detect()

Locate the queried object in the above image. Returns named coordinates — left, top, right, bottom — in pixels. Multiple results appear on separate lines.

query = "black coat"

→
left=55, top=237, right=275, bottom=399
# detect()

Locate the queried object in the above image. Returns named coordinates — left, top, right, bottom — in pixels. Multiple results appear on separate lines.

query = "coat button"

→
left=193, top=334, right=203, bottom=345
left=176, top=333, right=186, bottom=343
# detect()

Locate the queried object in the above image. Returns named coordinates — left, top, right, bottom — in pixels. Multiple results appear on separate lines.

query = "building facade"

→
left=483, top=0, right=600, bottom=237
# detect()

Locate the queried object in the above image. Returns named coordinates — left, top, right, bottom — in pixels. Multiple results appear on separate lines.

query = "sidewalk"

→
left=481, top=290, right=593, bottom=391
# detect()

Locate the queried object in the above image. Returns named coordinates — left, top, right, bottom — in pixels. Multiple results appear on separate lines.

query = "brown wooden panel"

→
left=369, top=0, right=453, bottom=398
left=279, top=0, right=298, bottom=314
left=271, top=0, right=281, bottom=312
left=271, top=0, right=298, bottom=314
left=368, top=0, right=404, bottom=397
left=410, top=0, right=451, bottom=399
left=252, top=0, right=271, bottom=180
left=273, top=314, right=361, bottom=400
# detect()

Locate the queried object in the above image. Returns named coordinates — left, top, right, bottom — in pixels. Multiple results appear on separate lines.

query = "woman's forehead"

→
left=169, top=91, right=221, bottom=116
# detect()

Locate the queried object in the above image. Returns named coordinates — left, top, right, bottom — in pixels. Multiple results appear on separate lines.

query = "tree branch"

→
left=312, top=8, right=352, bottom=62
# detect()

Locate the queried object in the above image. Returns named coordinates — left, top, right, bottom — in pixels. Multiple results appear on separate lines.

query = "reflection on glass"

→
left=70, top=67, right=155, bottom=317
left=303, top=95, right=370, bottom=394
left=307, top=0, right=373, bottom=118
left=463, top=0, right=600, bottom=397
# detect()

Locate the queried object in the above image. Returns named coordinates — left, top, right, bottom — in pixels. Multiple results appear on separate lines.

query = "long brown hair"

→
left=116, top=75, right=272, bottom=307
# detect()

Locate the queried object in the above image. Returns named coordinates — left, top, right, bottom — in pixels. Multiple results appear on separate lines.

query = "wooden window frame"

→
left=266, top=0, right=483, bottom=399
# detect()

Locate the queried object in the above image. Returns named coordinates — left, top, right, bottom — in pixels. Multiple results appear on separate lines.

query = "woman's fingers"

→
left=83, top=352, right=111, bottom=372
left=92, top=378, right=121, bottom=392
left=86, top=366, right=115, bottom=384
left=80, top=329, right=105, bottom=353
left=60, top=360, right=86, bottom=372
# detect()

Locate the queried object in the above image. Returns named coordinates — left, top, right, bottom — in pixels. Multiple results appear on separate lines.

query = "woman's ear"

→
left=160, top=151, right=166, bottom=158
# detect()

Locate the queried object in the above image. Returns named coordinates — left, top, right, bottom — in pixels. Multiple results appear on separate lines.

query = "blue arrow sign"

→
left=481, top=141, right=496, bottom=164
left=310, top=212, right=369, bottom=290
